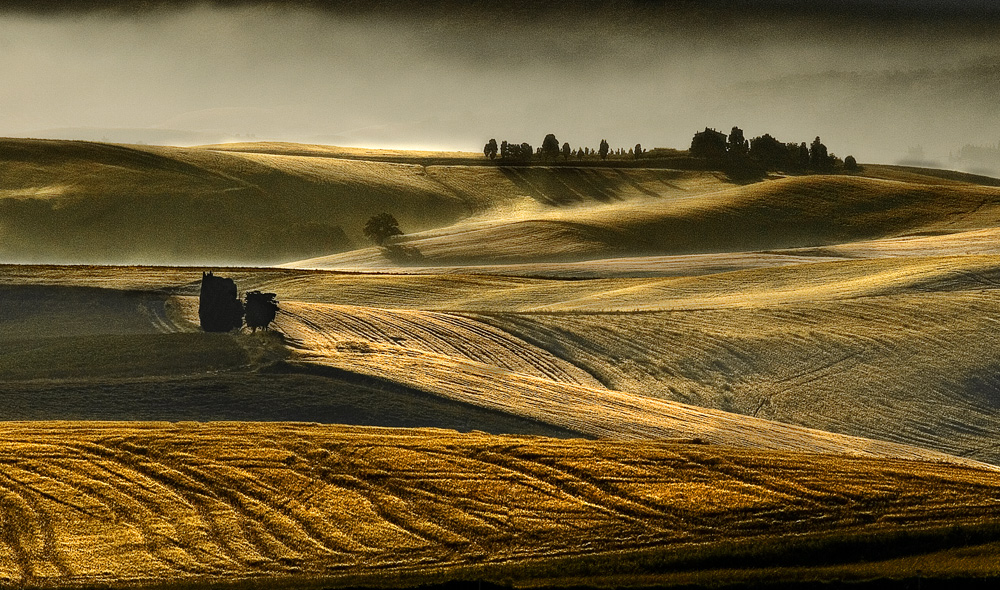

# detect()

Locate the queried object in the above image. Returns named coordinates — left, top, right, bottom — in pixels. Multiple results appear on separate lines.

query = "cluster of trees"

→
left=483, top=139, right=539, bottom=161
left=482, top=129, right=858, bottom=175
left=484, top=135, right=647, bottom=162
left=198, top=272, right=279, bottom=333
left=690, top=127, right=858, bottom=174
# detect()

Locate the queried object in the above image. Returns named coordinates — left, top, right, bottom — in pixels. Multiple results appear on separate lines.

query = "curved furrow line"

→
left=309, top=448, right=483, bottom=549
left=332, top=445, right=620, bottom=551
left=418, top=313, right=555, bottom=368
left=59, top=440, right=275, bottom=569
left=479, top=293, right=1000, bottom=464
left=61, top=440, right=218, bottom=498
left=460, top=449, right=678, bottom=527
left=0, top=462, right=222, bottom=576
left=315, top=348, right=981, bottom=465
left=772, top=352, right=867, bottom=391
left=279, top=302, right=602, bottom=388
left=327, top=308, right=403, bottom=343
left=0, top=485, right=38, bottom=582
left=29, top=491, right=73, bottom=580
left=374, top=313, right=500, bottom=366
left=332, top=308, right=517, bottom=374
left=412, top=447, right=607, bottom=511
left=277, top=309, right=336, bottom=351
left=316, top=472, right=474, bottom=552
left=474, top=332, right=597, bottom=385
left=409, top=312, right=589, bottom=384
left=144, top=460, right=329, bottom=567
left=376, top=450, right=634, bottom=539
left=342, top=454, right=522, bottom=546
left=401, top=314, right=547, bottom=376
left=675, top=455, right=845, bottom=512
left=175, top=461, right=366, bottom=560
left=0, top=422, right=998, bottom=584
left=31, top=459, right=251, bottom=575
left=0, top=466, right=106, bottom=521
left=467, top=313, right=634, bottom=388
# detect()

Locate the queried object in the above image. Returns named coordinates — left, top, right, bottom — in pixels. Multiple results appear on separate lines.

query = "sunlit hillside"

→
left=7, top=138, right=1000, bottom=268
left=6, top=139, right=1000, bottom=587
left=0, top=138, right=726, bottom=265
left=5, top=261, right=1000, bottom=467
left=294, top=174, right=1000, bottom=268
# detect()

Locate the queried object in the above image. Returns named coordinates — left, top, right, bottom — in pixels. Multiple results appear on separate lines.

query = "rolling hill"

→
left=5, top=262, right=1000, bottom=467
left=6, top=139, right=1000, bottom=586
left=7, top=137, right=1000, bottom=270
left=0, top=138, right=726, bottom=265
left=293, top=174, right=1000, bottom=268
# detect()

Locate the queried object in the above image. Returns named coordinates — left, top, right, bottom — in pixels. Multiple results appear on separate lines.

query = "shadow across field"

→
left=0, top=371, right=578, bottom=438
left=337, top=523, right=1000, bottom=589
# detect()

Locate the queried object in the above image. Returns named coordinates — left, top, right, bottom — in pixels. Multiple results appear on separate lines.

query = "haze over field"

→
left=1, top=1, right=999, bottom=168
left=6, top=1, right=1000, bottom=588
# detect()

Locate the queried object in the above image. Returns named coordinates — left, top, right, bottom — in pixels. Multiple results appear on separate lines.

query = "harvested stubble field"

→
left=0, top=422, right=999, bottom=588
left=5, top=140, right=1000, bottom=586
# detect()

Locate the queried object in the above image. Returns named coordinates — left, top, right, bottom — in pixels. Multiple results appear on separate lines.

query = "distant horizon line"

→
left=5, top=132, right=1000, bottom=178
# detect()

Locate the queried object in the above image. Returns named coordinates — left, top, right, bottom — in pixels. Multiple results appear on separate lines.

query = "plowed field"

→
left=0, top=423, right=998, bottom=588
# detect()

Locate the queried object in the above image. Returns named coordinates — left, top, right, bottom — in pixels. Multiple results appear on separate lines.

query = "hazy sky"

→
left=1, top=1, right=998, bottom=164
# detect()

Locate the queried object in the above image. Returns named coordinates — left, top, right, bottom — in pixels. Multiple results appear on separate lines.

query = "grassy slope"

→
left=0, top=422, right=997, bottom=588
left=4, top=264, right=999, bottom=468
left=196, top=141, right=484, bottom=162
left=7, top=138, right=1000, bottom=269
left=257, top=257, right=1000, bottom=465
left=293, top=173, right=1000, bottom=268
left=0, top=138, right=471, bottom=265
left=0, top=138, right=725, bottom=266
left=7, top=142, right=1000, bottom=585
left=0, top=282, right=574, bottom=437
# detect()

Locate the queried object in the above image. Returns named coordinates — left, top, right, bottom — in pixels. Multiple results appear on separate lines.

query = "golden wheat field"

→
left=0, top=422, right=999, bottom=588
left=4, top=139, right=1000, bottom=587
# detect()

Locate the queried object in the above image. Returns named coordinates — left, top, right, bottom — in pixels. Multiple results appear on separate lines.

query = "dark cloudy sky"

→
left=1, top=1, right=998, bottom=166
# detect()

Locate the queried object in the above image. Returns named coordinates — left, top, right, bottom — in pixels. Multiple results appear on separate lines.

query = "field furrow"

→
left=272, top=301, right=602, bottom=388
left=477, top=290, right=1000, bottom=464
left=276, top=304, right=989, bottom=467
left=0, top=423, right=996, bottom=587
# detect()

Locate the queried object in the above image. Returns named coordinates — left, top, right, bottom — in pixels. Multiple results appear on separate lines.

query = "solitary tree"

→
left=363, top=213, right=403, bottom=246
left=198, top=272, right=244, bottom=333
left=541, top=133, right=560, bottom=160
left=244, top=291, right=279, bottom=331
left=562, top=142, right=571, bottom=160
left=844, top=154, right=858, bottom=171
left=484, top=138, right=498, bottom=160
left=599, top=139, right=610, bottom=160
